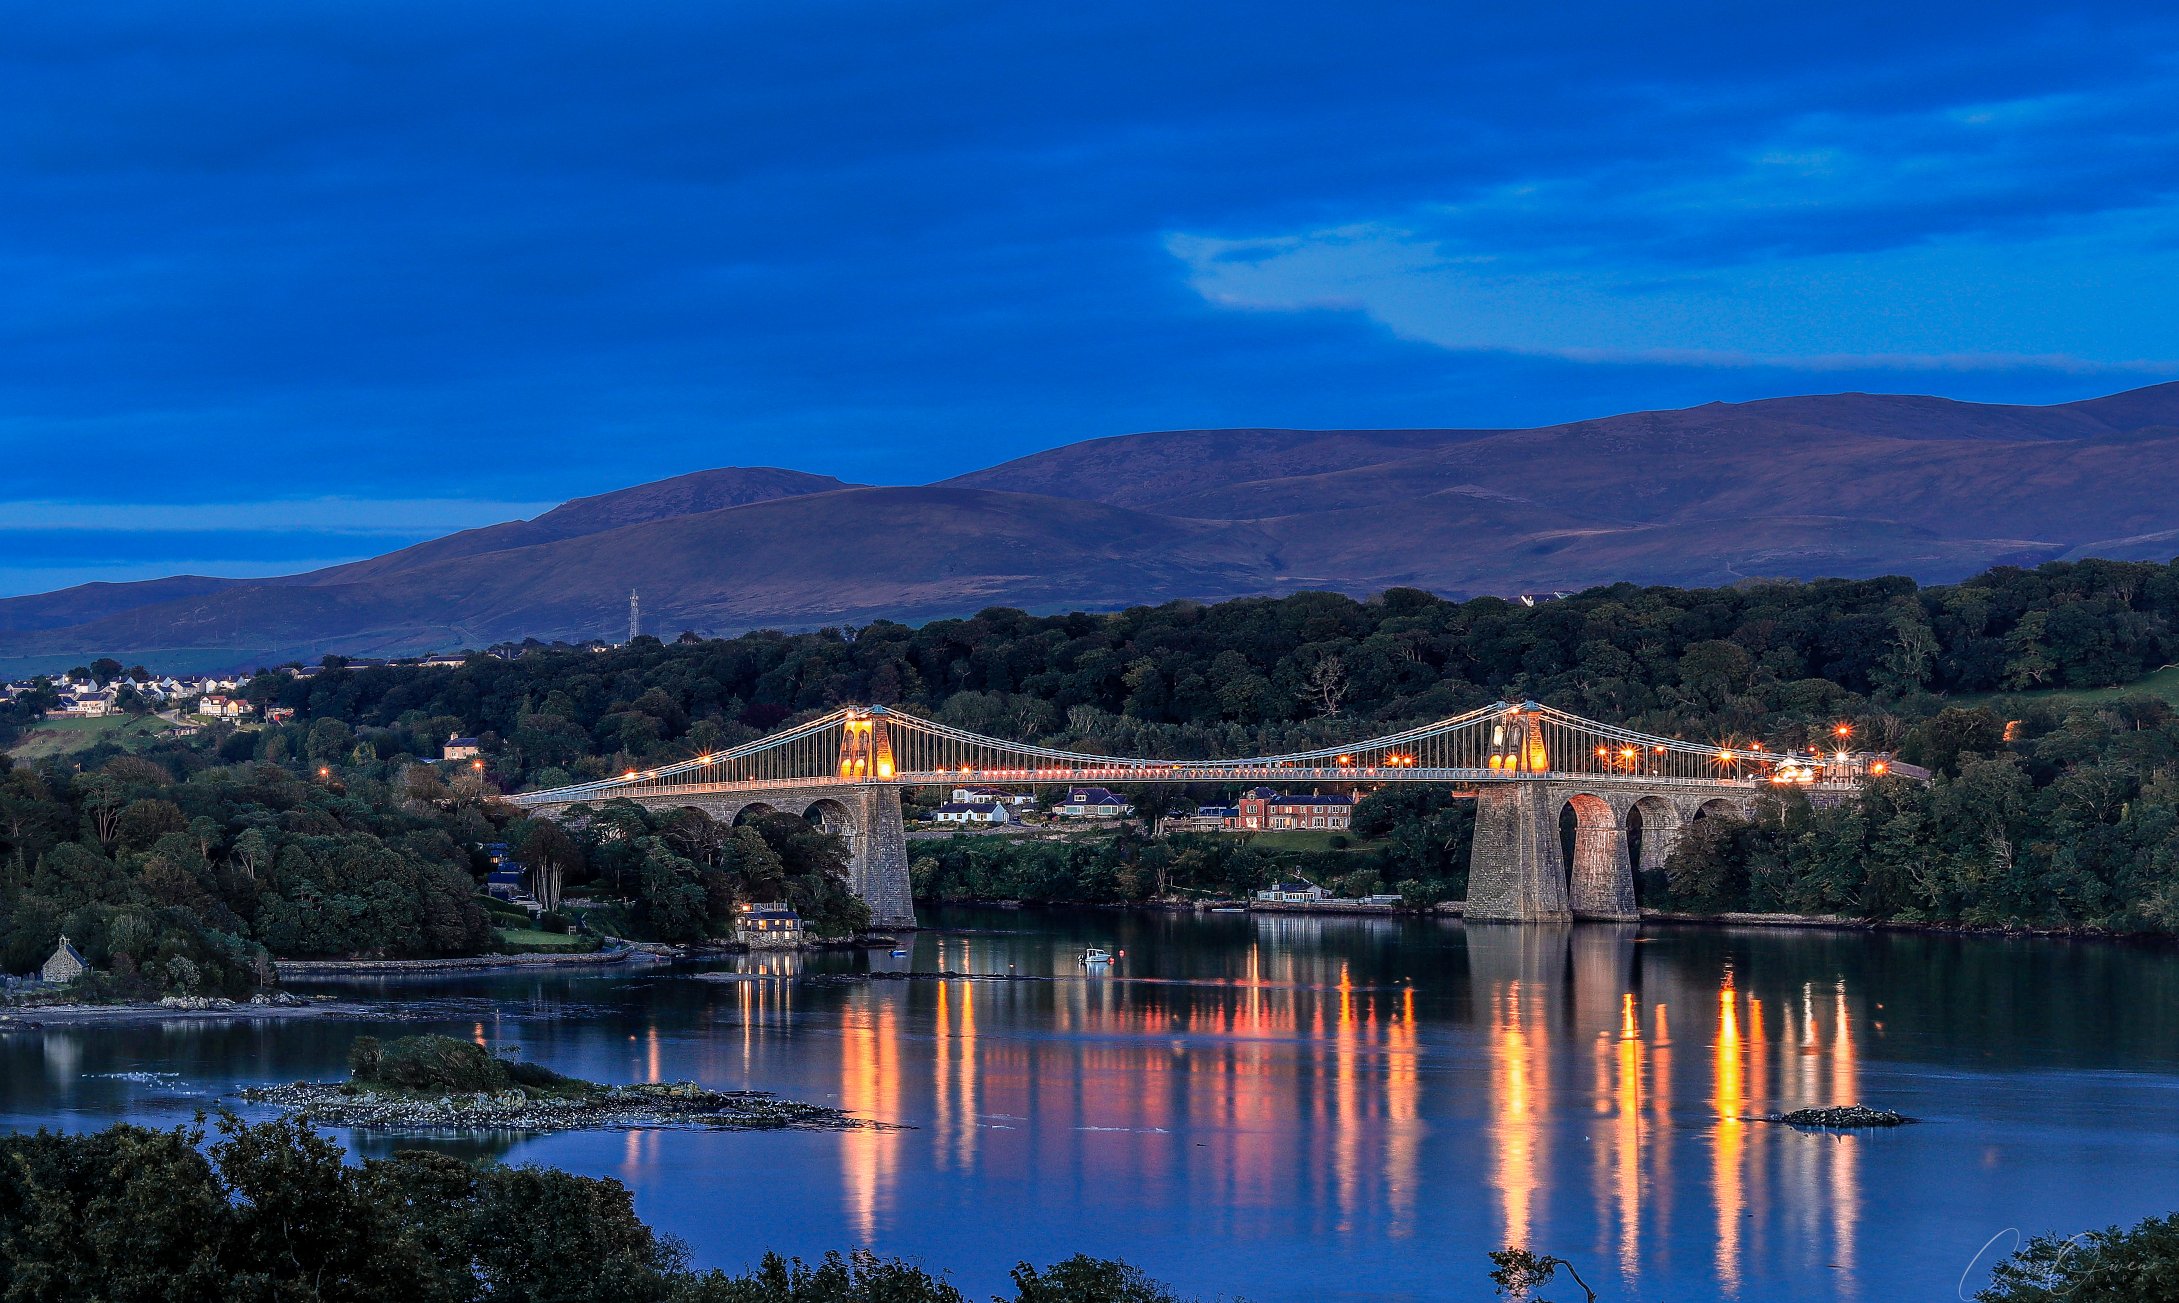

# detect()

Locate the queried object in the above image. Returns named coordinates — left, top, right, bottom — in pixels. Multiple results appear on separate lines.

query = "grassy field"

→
left=7, top=713, right=171, bottom=759
left=1947, top=664, right=2179, bottom=710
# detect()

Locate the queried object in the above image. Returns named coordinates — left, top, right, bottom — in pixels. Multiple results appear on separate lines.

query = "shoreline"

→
left=925, top=897, right=2167, bottom=945
left=275, top=946, right=647, bottom=976
left=0, top=999, right=370, bottom=1028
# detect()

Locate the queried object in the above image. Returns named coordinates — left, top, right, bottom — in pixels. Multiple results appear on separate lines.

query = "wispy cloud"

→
left=1168, top=72, right=2179, bottom=373
left=0, top=497, right=554, bottom=533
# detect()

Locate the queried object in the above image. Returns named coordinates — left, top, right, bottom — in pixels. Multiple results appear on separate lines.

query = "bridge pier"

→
left=1565, top=794, right=1637, bottom=921
left=842, top=784, right=915, bottom=930
left=1464, top=782, right=1644, bottom=923
left=1464, top=785, right=1573, bottom=922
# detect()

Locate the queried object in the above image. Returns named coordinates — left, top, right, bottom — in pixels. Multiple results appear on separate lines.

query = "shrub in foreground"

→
left=0, top=1116, right=1191, bottom=1303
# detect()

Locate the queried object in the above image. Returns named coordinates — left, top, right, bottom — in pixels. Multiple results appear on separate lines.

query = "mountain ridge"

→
left=6, top=383, right=2179, bottom=673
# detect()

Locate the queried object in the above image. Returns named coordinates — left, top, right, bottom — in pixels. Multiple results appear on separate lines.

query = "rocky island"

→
left=239, top=1034, right=873, bottom=1134
left=1773, top=1104, right=1911, bottom=1128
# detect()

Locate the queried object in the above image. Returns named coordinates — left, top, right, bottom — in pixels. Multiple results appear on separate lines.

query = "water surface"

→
left=7, top=907, right=2179, bottom=1301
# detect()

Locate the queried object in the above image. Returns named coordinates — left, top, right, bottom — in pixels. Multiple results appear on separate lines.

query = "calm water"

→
left=8, top=907, right=2179, bottom=1301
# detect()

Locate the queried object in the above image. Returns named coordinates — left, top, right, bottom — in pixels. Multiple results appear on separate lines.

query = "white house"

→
left=950, top=785, right=1037, bottom=808
left=1255, top=879, right=1330, bottom=904
left=930, top=801, right=1010, bottom=825
left=1053, top=787, right=1131, bottom=819
left=51, top=686, right=116, bottom=718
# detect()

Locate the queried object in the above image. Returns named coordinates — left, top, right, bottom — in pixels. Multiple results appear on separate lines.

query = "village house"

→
left=264, top=705, right=296, bottom=724
left=443, top=735, right=482, bottom=762
left=1230, top=788, right=1355, bottom=831
left=48, top=680, right=119, bottom=717
left=484, top=857, right=536, bottom=910
left=198, top=694, right=254, bottom=721
left=1052, top=787, right=1131, bottom=819
left=949, top=784, right=1037, bottom=808
left=736, top=901, right=806, bottom=948
left=1157, top=805, right=1237, bottom=835
left=930, top=800, right=1010, bottom=826
left=1255, top=879, right=1331, bottom=904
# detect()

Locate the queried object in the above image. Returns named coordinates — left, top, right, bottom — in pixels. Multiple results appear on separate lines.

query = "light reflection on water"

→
left=5, top=907, right=2179, bottom=1302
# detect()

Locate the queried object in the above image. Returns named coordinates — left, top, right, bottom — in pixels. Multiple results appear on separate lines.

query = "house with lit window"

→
left=1255, top=879, right=1330, bottom=904
left=736, top=902, right=806, bottom=948
left=1052, top=787, right=1131, bottom=818
left=198, top=695, right=253, bottom=721
left=1230, top=788, right=1354, bottom=831
left=443, top=736, right=481, bottom=762
left=1157, top=806, right=1236, bottom=834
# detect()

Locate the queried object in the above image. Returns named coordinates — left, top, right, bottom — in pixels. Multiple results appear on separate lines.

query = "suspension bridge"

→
left=509, top=701, right=1888, bottom=928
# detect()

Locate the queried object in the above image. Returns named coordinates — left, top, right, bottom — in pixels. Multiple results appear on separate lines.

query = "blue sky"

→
left=3, top=2, right=2175, bottom=595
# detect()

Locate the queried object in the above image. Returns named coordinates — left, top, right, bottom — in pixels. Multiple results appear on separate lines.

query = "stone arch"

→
left=1560, top=792, right=1635, bottom=920
left=802, top=796, right=855, bottom=837
left=731, top=801, right=779, bottom=826
left=1692, top=796, right=1746, bottom=822
left=1627, top=795, right=1683, bottom=873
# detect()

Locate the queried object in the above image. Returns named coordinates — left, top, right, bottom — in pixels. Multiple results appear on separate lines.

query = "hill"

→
left=4, top=384, right=2179, bottom=671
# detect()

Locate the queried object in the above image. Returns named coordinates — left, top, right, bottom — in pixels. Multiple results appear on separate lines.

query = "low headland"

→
left=239, top=1033, right=872, bottom=1133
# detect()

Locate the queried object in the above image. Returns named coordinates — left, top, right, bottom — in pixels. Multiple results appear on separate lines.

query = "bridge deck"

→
left=508, top=700, right=1885, bottom=809
left=509, top=767, right=1855, bottom=807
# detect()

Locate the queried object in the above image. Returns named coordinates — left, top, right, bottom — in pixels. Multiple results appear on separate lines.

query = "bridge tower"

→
left=1466, top=707, right=1640, bottom=923
left=837, top=708, right=914, bottom=929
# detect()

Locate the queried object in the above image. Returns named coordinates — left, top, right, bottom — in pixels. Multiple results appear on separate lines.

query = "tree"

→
left=1488, top=1248, right=1597, bottom=1302
left=1295, top=655, right=1350, bottom=718
left=513, top=819, right=582, bottom=912
left=1977, top=1212, right=2179, bottom=1301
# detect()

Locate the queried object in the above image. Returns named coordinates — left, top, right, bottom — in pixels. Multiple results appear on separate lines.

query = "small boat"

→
left=1079, top=947, right=1113, bottom=966
left=889, top=949, right=908, bottom=957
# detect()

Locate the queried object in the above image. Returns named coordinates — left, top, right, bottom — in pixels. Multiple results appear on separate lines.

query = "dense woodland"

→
left=6, top=557, right=2179, bottom=984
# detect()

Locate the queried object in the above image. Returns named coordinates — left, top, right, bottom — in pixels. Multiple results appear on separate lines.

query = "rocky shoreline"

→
left=238, top=1080, right=877, bottom=1133
left=275, top=946, right=645, bottom=976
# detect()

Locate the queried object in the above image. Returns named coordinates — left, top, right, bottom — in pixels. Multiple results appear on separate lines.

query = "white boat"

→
left=1079, top=947, right=1113, bottom=966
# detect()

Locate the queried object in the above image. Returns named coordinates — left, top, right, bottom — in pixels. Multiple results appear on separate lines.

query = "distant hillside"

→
left=4, top=384, right=2178, bottom=673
